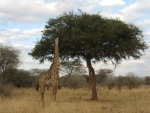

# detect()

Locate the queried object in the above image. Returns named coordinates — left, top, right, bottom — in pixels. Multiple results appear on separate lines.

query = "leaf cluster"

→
left=0, top=45, right=20, bottom=76
left=29, top=11, right=148, bottom=64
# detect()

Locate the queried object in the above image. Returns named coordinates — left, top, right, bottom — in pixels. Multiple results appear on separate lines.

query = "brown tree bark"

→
left=86, top=58, right=97, bottom=100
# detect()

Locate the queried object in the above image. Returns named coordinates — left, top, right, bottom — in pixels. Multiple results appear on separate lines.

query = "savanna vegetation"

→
left=0, top=46, right=150, bottom=113
left=0, top=86, right=150, bottom=113
left=0, top=10, right=149, bottom=113
left=29, top=10, right=148, bottom=100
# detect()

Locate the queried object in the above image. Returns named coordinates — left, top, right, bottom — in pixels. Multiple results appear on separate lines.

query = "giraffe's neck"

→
left=53, top=38, right=59, bottom=64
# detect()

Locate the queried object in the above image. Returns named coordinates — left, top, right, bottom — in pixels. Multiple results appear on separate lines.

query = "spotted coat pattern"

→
left=39, top=38, right=60, bottom=104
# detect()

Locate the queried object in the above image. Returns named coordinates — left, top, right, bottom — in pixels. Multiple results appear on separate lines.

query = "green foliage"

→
left=29, top=11, right=148, bottom=64
left=59, top=75, right=88, bottom=89
left=106, top=77, right=116, bottom=90
left=113, top=73, right=143, bottom=90
left=125, top=73, right=144, bottom=89
left=60, top=59, right=87, bottom=76
left=115, top=76, right=126, bottom=90
left=29, top=10, right=148, bottom=100
left=14, top=70, right=33, bottom=87
left=96, top=72, right=144, bottom=90
left=30, top=68, right=47, bottom=76
left=3, top=68, right=35, bottom=88
left=0, top=46, right=20, bottom=76
left=96, top=69, right=114, bottom=85
left=0, top=78, right=13, bottom=98
left=144, top=76, right=150, bottom=85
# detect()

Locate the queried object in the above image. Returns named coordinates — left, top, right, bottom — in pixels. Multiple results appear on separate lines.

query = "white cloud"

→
left=136, top=19, right=150, bottom=30
left=0, top=0, right=126, bottom=23
left=0, top=0, right=150, bottom=77
left=0, top=28, right=43, bottom=43
left=11, top=43, right=50, bottom=70
left=0, top=29, right=20, bottom=44
left=0, top=38, right=11, bottom=45
left=143, top=32, right=150, bottom=45
left=0, top=0, right=149, bottom=24
left=22, top=28, right=43, bottom=36
left=18, top=57, right=50, bottom=70
left=0, top=0, right=97, bottom=23
left=12, top=28, right=43, bottom=40
left=144, top=31, right=150, bottom=37
left=99, top=0, right=125, bottom=6
left=13, top=44, right=32, bottom=51
left=0, top=0, right=59, bottom=23
left=120, top=0, right=150, bottom=22
left=92, top=51, right=150, bottom=76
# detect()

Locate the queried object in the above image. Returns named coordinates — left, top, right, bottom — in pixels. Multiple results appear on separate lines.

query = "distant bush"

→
left=3, top=68, right=35, bottom=88
left=144, top=76, right=150, bottom=85
left=59, top=75, right=88, bottom=89
left=96, top=69, right=114, bottom=86
left=14, top=70, right=34, bottom=87
left=106, top=77, right=115, bottom=90
left=0, top=79, right=13, bottom=98
left=125, top=73, right=144, bottom=89
left=115, top=76, right=126, bottom=90
left=114, top=73, right=144, bottom=90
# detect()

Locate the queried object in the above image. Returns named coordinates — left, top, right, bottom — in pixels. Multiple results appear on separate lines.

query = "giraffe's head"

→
left=52, top=38, right=59, bottom=47
left=55, top=38, right=59, bottom=45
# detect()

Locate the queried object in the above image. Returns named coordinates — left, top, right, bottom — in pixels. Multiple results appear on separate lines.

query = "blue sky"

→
left=0, top=0, right=150, bottom=76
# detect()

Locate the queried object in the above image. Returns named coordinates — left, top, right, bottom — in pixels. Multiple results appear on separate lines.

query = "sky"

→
left=0, top=0, right=150, bottom=76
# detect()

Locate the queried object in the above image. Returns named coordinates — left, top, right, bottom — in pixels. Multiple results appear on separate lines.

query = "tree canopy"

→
left=60, top=60, right=87, bottom=76
left=0, top=45, right=20, bottom=76
left=29, top=11, right=148, bottom=100
left=30, top=11, right=147, bottom=64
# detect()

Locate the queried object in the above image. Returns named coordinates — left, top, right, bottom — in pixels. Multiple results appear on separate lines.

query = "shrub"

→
left=0, top=79, right=13, bottom=98
left=106, top=77, right=115, bottom=90
left=115, top=76, right=126, bottom=90
left=4, top=68, right=35, bottom=88
left=114, top=73, right=144, bottom=90
left=145, top=76, right=150, bottom=85
left=59, top=75, right=88, bottom=89
left=96, top=69, right=114, bottom=85
left=125, top=74, right=143, bottom=89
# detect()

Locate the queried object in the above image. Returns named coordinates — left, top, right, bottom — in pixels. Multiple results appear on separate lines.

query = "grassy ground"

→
left=0, top=86, right=150, bottom=113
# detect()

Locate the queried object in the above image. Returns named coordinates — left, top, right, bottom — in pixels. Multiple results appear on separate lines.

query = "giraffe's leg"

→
left=54, top=85, right=57, bottom=101
left=52, top=85, right=57, bottom=102
left=52, top=85, right=55, bottom=101
left=39, top=83, right=45, bottom=106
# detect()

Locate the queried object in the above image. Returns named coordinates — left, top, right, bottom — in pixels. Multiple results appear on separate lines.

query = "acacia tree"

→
left=96, top=69, right=114, bottom=85
left=0, top=45, right=20, bottom=77
left=60, top=59, right=86, bottom=76
left=60, top=60, right=79, bottom=76
left=29, top=11, right=148, bottom=100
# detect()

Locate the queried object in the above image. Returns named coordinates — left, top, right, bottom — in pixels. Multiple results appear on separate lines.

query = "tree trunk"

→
left=86, top=58, right=97, bottom=100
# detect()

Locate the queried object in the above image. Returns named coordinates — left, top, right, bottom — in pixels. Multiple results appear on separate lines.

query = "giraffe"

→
left=39, top=37, right=60, bottom=105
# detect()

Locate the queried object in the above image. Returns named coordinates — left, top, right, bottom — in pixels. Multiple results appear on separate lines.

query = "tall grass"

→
left=0, top=86, right=150, bottom=113
left=0, top=81, right=13, bottom=98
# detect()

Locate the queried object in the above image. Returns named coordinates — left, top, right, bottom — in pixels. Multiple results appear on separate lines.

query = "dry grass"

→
left=0, top=86, right=150, bottom=113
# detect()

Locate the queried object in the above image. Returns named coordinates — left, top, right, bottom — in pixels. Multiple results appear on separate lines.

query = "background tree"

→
left=74, top=63, right=87, bottom=76
left=14, top=69, right=34, bottom=87
left=96, top=69, right=114, bottom=85
left=0, top=45, right=20, bottom=77
left=59, top=75, right=88, bottom=90
left=60, top=60, right=78, bottom=76
left=115, top=76, right=126, bottom=90
left=145, top=76, right=150, bottom=85
left=29, top=68, right=47, bottom=76
left=29, top=11, right=148, bottom=100
left=125, top=72, right=144, bottom=89
left=97, top=69, right=113, bottom=77
left=60, top=59, right=87, bottom=76
left=4, top=68, right=35, bottom=87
